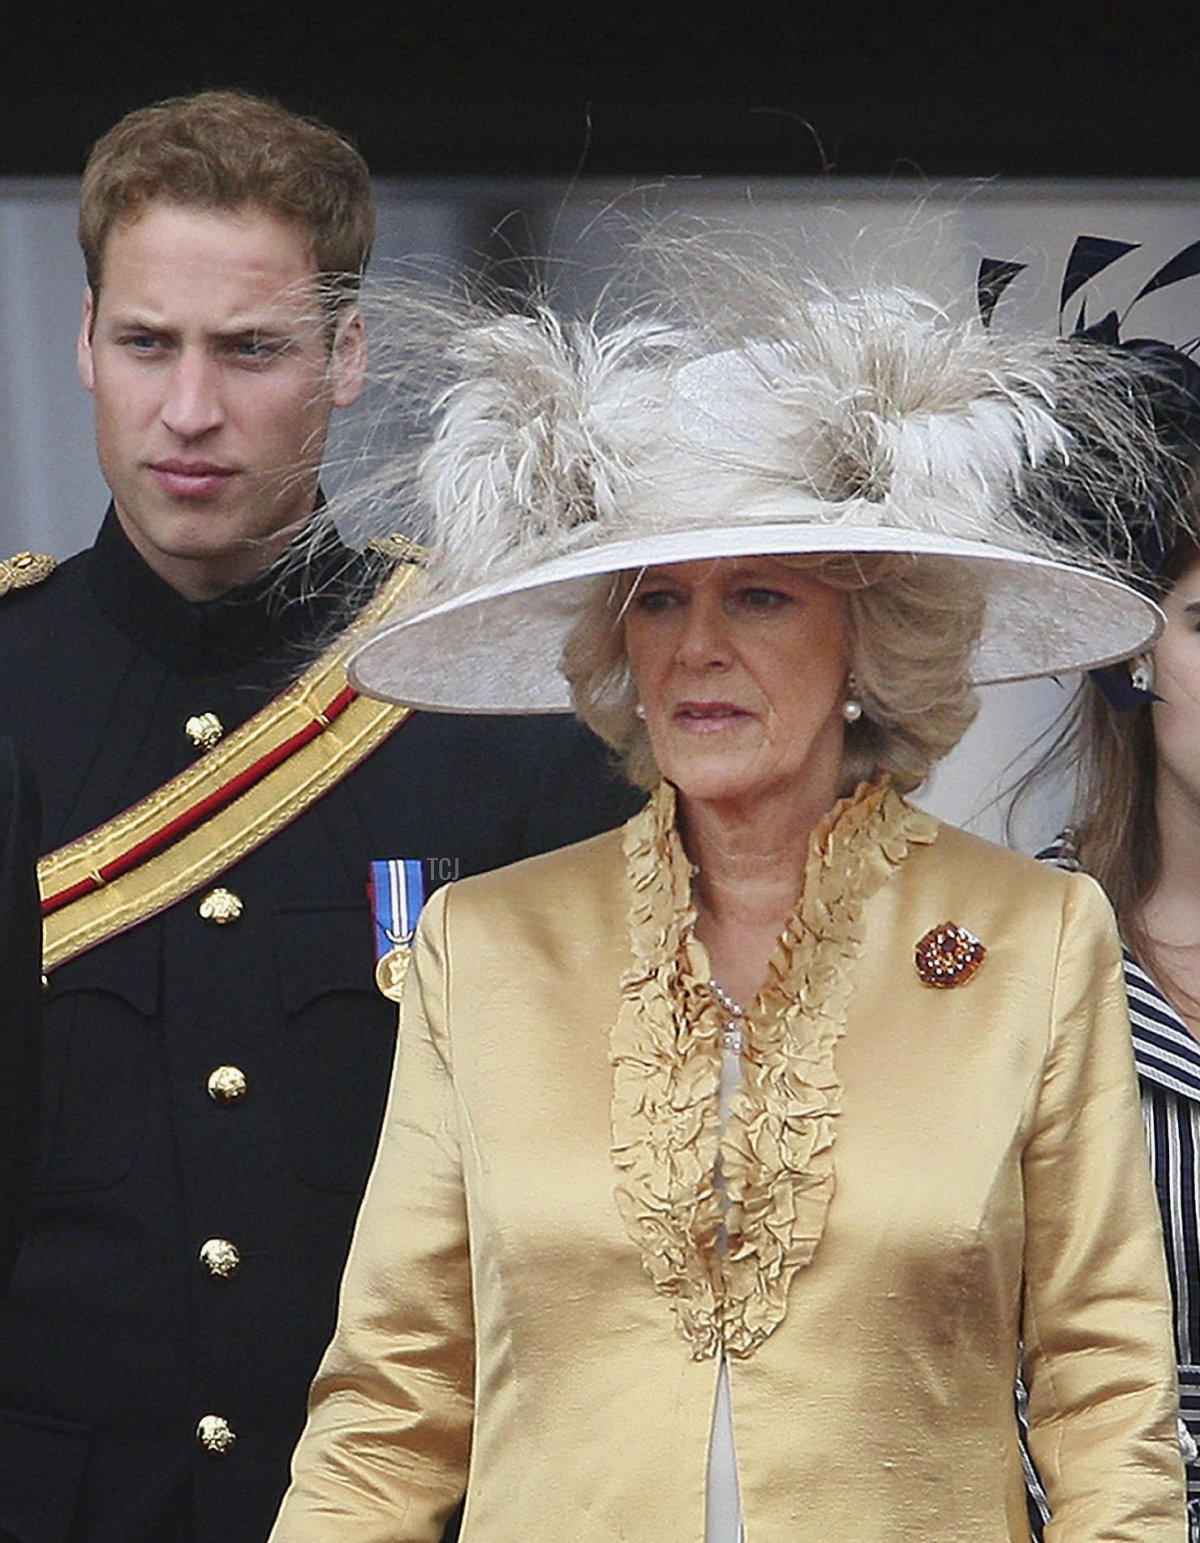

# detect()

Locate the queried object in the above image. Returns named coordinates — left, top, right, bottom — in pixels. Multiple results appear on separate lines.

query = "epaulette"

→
left=367, top=532, right=428, bottom=567
left=0, top=552, right=56, bottom=597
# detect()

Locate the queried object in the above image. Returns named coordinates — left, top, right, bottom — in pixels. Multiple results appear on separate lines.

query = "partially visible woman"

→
left=1020, top=539, right=1200, bottom=1543
left=270, top=251, right=1187, bottom=1540
left=997, top=238, right=1200, bottom=1538
left=1025, top=530, right=1200, bottom=1534
left=0, top=736, right=42, bottom=1289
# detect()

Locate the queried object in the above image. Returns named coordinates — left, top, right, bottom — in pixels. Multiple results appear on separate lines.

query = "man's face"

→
left=78, top=202, right=365, bottom=601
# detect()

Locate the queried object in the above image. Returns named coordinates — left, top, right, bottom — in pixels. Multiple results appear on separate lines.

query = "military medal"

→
left=375, top=940, right=414, bottom=1000
left=368, top=858, right=428, bottom=1003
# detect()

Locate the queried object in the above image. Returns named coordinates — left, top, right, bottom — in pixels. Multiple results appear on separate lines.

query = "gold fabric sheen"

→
left=270, top=785, right=1186, bottom=1541
left=612, top=780, right=937, bottom=1360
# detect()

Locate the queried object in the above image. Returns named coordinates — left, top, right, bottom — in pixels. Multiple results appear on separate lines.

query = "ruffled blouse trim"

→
left=610, top=779, right=937, bottom=1360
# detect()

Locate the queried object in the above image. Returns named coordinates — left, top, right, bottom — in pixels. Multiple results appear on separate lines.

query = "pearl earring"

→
left=842, top=674, right=863, bottom=724
left=634, top=702, right=647, bottom=720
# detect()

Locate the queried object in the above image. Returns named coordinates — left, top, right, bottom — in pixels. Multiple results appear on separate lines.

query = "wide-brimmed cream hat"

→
left=346, top=285, right=1165, bottom=711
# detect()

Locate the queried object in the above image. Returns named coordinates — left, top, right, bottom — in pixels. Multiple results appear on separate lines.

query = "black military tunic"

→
left=0, top=737, right=41, bottom=1293
left=0, top=512, right=641, bottom=1543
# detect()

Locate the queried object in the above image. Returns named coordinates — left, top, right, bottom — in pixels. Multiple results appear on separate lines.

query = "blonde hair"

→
left=563, top=551, right=984, bottom=794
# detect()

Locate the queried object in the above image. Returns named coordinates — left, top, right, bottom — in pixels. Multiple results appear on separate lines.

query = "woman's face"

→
left=1151, top=551, right=1200, bottom=812
left=622, top=556, right=851, bottom=812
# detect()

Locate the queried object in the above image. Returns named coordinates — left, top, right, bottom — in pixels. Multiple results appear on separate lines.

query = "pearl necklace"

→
left=709, top=978, right=746, bottom=1052
left=709, top=978, right=746, bottom=1019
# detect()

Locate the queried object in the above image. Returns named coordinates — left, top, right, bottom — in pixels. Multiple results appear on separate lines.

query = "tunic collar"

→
left=85, top=505, right=368, bottom=676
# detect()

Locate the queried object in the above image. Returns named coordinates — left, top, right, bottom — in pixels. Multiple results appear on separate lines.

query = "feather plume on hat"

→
left=397, top=277, right=1166, bottom=598
left=331, top=238, right=1171, bottom=710
left=417, top=310, right=679, bottom=584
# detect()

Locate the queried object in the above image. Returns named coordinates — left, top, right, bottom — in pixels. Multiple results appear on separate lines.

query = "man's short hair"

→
left=78, top=89, right=376, bottom=310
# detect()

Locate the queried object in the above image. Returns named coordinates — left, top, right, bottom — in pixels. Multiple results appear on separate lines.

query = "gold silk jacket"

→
left=270, top=783, right=1186, bottom=1541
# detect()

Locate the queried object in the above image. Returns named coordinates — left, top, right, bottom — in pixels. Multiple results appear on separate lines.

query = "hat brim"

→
left=347, top=524, right=1163, bottom=712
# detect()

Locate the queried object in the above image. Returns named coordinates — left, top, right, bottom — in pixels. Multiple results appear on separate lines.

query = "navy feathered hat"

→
left=981, top=236, right=1200, bottom=706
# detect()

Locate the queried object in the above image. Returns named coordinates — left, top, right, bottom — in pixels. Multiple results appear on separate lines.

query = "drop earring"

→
left=1130, top=658, right=1154, bottom=696
left=842, top=674, right=863, bottom=724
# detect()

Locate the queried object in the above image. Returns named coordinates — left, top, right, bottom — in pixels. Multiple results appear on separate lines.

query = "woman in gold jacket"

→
left=270, top=257, right=1188, bottom=1540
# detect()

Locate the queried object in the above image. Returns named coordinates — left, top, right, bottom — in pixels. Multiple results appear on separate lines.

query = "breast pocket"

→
left=37, top=926, right=159, bottom=1192
left=276, top=903, right=398, bottom=1194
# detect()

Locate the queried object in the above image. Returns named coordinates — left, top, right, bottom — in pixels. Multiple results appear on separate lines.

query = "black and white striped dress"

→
left=1026, top=839, right=1200, bottom=1535
left=1127, top=950, right=1200, bottom=1505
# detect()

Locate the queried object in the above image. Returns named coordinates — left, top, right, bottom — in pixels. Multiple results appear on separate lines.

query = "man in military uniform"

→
left=0, top=91, right=638, bottom=1543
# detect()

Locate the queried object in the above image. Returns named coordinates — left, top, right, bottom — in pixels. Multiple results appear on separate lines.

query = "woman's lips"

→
left=672, top=702, right=751, bottom=733
left=150, top=460, right=236, bottom=499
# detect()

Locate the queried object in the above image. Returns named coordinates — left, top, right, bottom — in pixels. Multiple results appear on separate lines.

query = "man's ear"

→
left=77, top=288, right=97, bottom=392
left=330, top=307, right=366, bottom=408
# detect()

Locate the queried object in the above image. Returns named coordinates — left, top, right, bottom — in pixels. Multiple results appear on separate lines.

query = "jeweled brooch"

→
left=914, top=921, right=986, bottom=987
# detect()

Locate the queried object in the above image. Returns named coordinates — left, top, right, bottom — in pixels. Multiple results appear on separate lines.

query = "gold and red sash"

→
left=39, top=561, right=422, bottom=972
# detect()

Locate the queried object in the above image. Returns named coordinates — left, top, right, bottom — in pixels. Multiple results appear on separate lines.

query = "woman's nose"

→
left=675, top=596, right=732, bottom=669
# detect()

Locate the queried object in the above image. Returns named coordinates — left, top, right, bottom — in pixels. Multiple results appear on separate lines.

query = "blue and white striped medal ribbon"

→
left=368, top=858, right=427, bottom=1002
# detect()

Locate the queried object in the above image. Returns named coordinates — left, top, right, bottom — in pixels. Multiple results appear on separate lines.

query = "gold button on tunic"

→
left=206, top=1066, right=247, bottom=1105
left=196, top=1415, right=236, bottom=1456
left=199, top=1239, right=241, bottom=1279
left=184, top=711, right=224, bottom=750
left=198, top=888, right=243, bottom=924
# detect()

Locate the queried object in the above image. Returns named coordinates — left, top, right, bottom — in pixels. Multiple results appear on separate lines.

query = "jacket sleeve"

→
left=269, top=882, right=472, bottom=1543
left=0, top=736, right=41, bottom=1289
left=1021, top=872, right=1187, bottom=1540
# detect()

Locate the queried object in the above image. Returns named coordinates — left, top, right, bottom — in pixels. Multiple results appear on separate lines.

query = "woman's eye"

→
left=737, top=587, right=789, bottom=611
left=633, top=588, right=678, bottom=614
